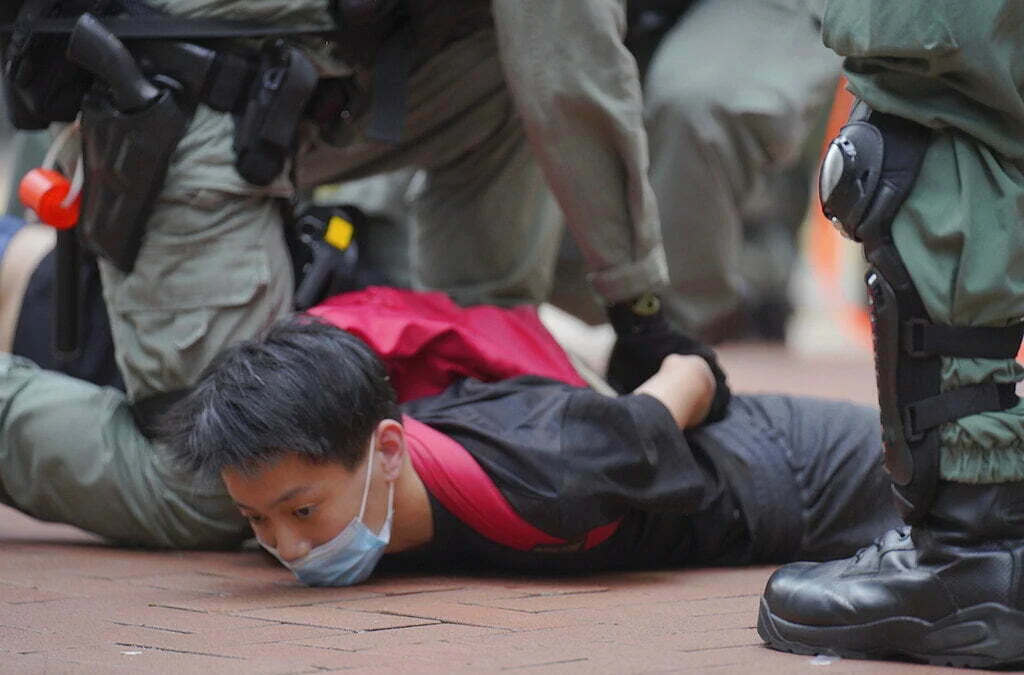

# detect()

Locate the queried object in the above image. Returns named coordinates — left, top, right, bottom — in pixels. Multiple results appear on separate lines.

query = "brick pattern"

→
left=0, top=540, right=942, bottom=673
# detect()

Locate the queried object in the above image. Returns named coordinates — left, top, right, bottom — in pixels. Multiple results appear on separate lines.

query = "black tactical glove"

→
left=606, top=294, right=731, bottom=424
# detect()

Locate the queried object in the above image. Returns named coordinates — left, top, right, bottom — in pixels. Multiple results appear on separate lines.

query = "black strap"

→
left=902, top=382, right=1019, bottom=440
left=903, top=320, right=1024, bottom=360
left=366, top=25, right=416, bottom=143
left=201, top=50, right=255, bottom=112
left=0, top=16, right=338, bottom=41
left=133, top=40, right=257, bottom=114
left=131, top=388, right=192, bottom=439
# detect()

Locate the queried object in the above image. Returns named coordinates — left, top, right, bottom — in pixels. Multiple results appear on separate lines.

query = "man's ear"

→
left=374, top=418, right=406, bottom=481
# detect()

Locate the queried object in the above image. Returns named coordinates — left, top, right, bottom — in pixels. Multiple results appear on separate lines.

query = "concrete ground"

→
left=0, top=322, right=964, bottom=674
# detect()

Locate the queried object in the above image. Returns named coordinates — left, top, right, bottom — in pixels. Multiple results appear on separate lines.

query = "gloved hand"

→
left=606, top=294, right=731, bottom=424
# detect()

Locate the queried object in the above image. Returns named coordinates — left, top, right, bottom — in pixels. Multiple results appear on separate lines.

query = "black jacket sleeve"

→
left=554, top=389, right=717, bottom=535
left=404, top=376, right=723, bottom=541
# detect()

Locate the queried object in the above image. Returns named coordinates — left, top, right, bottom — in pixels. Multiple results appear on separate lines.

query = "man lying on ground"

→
left=0, top=214, right=899, bottom=583
left=149, top=316, right=901, bottom=585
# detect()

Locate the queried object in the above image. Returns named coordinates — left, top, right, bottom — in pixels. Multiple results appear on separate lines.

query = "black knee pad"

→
left=819, top=103, right=1023, bottom=522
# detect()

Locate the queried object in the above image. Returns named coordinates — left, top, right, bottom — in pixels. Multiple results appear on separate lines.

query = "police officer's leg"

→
left=643, top=0, right=840, bottom=341
left=94, top=0, right=330, bottom=402
left=299, top=27, right=563, bottom=307
left=758, top=1, right=1024, bottom=667
left=2, top=118, right=295, bottom=547
left=83, top=91, right=293, bottom=547
left=0, top=354, right=248, bottom=548
left=411, top=109, right=562, bottom=307
left=98, top=107, right=295, bottom=403
left=399, top=25, right=562, bottom=308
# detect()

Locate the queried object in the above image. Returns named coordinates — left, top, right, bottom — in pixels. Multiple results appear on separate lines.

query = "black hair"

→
left=163, top=315, right=400, bottom=481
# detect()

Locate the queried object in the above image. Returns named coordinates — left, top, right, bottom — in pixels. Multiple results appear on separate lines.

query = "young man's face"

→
left=221, top=445, right=390, bottom=563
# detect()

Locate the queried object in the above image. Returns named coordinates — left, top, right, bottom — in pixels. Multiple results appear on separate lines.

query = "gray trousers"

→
left=646, top=0, right=840, bottom=339
left=0, top=355, right=249, bottom=548
left=697, top=395, right=901, bottom=563
left=546, top=0, right=842, bottom=337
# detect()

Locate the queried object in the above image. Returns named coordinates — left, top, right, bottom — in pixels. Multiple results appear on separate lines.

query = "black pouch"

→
left=232, top=39, right=318, bottom=186
left=1, top=0, right=116, bottom=129
left=57, top=11, right=196, bottom=272
left=291, top=203, right=363, bottom=310
left=331, top=0, right=403, bottom=66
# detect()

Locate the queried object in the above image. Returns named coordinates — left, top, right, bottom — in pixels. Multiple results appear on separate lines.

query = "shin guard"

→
left=820, top=103, right=1023, bottom=521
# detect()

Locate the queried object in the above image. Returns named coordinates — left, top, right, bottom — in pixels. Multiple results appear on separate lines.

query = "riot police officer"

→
left=758, top=1, right=1024, bottom=668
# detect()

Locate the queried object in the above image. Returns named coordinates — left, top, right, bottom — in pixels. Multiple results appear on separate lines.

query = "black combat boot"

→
left=758, top=481, right=1024, bottom=668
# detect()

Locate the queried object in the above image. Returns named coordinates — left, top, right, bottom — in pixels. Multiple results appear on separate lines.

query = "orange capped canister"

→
left=19, top=167, right=81, bottom=230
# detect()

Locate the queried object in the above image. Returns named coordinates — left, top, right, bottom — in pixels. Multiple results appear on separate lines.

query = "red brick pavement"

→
left=0, top=345, right=963, bottom=673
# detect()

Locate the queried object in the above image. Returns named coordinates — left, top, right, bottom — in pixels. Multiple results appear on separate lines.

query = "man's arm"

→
left=490, top=1, right=732, bottom=413
left=633, top=354, right=716, bottom=429
left=490, top=0, right=669, bottom=303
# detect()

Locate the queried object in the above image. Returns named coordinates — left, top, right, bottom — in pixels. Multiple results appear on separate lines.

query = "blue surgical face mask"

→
left=261, top=440, right=395, bottom=587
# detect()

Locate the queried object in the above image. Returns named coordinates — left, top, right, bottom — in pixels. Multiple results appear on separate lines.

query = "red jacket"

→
left=308, top=286, right=587, bottom=402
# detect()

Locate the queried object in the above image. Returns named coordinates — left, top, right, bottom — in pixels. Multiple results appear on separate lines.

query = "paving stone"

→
left=0, top=621, right=103, bottom=655
left=0, top=580, right=76, bottom=605
left=12, top=642, right=251, bottom=675
left=125, top=570, right=288, bottom=595
left=244, top=649, right=419, bottom=674
left=0, top=571, right=153, bottom=600
left=365, top=574, right=469, bottom=596
left=149, top=584, right=384, bottom=614
left=83, top=602, right=265, bottom=634
left=332, top=595, right=575, bottom=630
left=233, top=605, right=439, bottom=632
left=4, top=652, right=137, bottom=675
left=353, top=627, right=690, bottom=673
left=91, top=622, right=344, bottom=655
left=457, top=586, right=691, bottom=614
left=291, top=621, right=505, bottom=654
left=445, top=576, right=616, bottom=596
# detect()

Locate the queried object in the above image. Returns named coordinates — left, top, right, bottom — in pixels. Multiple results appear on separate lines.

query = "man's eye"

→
left=294, top=506, right=315, bottom=519
left=244, top=513, right=265, bottom=525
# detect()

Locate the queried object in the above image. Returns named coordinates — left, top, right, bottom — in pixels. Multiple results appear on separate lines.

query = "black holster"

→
left=291, top=203, right=363, bottom=310
left=6, top=2, right=321, bottom=272
left=78, top=82, right=193, bottom=272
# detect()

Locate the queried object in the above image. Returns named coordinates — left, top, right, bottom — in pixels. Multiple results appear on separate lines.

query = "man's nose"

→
left=271, top=527, right=312, bottom=563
